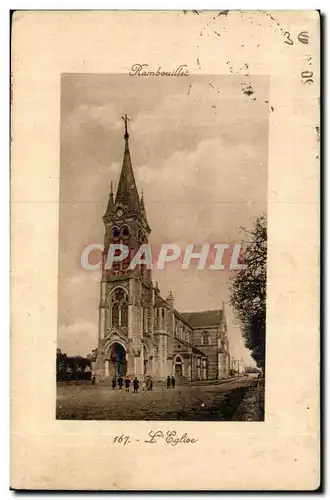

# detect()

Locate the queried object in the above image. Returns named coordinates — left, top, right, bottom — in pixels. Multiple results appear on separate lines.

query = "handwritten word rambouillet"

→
left=129, top=63, right=189, bottom=77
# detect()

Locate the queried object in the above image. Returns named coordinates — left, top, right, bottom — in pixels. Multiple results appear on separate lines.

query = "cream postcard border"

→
left=11, top=11, right=320, bottom=490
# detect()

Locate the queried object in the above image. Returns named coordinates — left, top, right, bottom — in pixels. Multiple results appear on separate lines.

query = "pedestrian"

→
left=171, top=375, right=176, bottom=389
left=166, top=375, right=171, bottom=389
left=142, top=379, right=146, bottom=391
left=133, top=377, right=139, bottom=393
left=91, top=373, right=96, bottom=385
left=118, top=376, right=124, bottom=390
left=149, top=379, right=153, bottom=391
left=124, top=376, right=131, bottom=392
left=112, top=377, right=116, bottom=390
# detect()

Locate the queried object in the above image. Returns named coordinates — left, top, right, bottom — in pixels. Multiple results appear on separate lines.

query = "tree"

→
left=245, top=365, right=261, bottom=374
left=229, top=214, right=267, bottom=371
left=56, top=348, right=68, bottom=381
left=56, top=350, right=92, bottom=381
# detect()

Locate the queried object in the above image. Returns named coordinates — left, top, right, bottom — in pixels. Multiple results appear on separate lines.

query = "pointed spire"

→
left=115, top=114, right=141, bottom=212
left=109, top=180, right=114, bottom=205
left=103, top=180, right=115, bottom=219
left=140, top=190, right=148, bottom=222
left=166, top=290, right=174, bottom=306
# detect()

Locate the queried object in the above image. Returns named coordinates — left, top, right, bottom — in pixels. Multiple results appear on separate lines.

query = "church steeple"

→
left=103, top=115, right=151, bottom=234
left=115, top=114, right=141, bottom=212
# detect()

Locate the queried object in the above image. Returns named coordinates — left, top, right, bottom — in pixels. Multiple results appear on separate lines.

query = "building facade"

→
left=95, top=117, right=231, bottom=382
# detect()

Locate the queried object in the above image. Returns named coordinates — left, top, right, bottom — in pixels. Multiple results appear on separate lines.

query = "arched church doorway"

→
left=174, top=355, right=183, bottom=378
left=108, top=342, right=127, bottom=378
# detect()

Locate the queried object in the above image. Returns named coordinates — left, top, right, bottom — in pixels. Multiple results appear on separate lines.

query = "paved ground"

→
left=56, top=377, right=260, bottom=421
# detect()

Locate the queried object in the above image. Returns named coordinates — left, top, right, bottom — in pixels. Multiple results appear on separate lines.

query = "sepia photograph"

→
left=56, top=72, right=268, bottom=421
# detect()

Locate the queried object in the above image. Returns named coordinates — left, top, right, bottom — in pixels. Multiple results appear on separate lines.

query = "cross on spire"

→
left=122, top=113, right=130, bottom=141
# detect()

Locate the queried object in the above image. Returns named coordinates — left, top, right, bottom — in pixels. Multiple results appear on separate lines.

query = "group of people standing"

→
left=166, top=375, right=176, bottom=389
left=111, top=376, right=154, bottom=393
left=92, top=374, right=177, bottom=392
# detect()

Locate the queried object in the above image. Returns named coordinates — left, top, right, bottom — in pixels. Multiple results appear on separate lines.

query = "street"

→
left=56, top=376, right=263, bottom=421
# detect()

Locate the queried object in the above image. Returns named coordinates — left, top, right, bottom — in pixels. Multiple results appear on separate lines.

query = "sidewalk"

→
left=233, top=378, right=265, bottom=421
left=186, top=376, right=246, bottom=386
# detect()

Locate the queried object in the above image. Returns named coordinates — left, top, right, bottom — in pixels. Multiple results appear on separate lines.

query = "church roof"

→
left=180, top=310, right=223, bottom=328
left=192, top=346, right=207, bottom=356
left=155, top=295, right=169, bottom=308
left=174, top=337, right=206, bottom=357
left=174, top=309, right=193, bottom=328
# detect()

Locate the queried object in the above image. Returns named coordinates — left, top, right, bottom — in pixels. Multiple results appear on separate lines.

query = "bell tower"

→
left=102, top=113, right=151, bottom=279
left=96, top=115, right=154, bottom=381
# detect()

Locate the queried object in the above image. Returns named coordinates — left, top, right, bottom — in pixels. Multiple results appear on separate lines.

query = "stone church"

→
left=94, top=116, right=231, bottom=382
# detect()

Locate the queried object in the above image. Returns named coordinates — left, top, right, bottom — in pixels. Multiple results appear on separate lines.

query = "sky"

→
left=57, top=73, right=268, bottom=363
